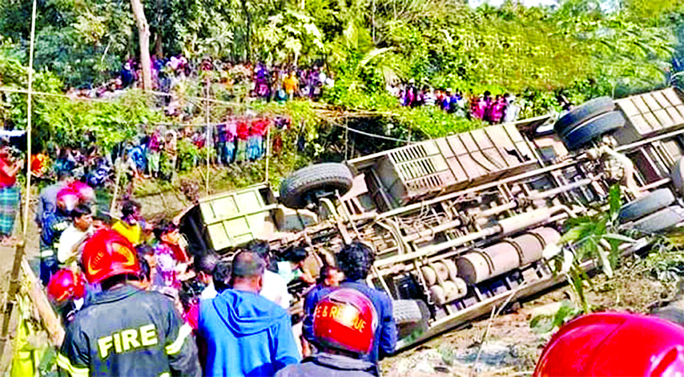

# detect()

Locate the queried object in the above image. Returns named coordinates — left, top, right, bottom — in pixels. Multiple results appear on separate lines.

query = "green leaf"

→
left=597, top=244, right=613, bottom=278
left=561, top=222, right=597, bottom=244
left=602, top=233, right=636, bottom=244
left=608, top=184, right=622, bottom=219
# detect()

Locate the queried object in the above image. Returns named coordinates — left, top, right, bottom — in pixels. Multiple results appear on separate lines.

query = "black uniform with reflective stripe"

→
left=58, top=284, right=201, bottom=377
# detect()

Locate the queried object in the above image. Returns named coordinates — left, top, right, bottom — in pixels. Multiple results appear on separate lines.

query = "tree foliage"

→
left=1, top=0, right=680, bottom=94
left=0, top=0, right=683, bottom=154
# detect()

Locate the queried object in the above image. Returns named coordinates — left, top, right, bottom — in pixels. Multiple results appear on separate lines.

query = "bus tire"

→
left=393, top=299, right=428, bottom=324
left=562, top=111, right=626, bottom=151
left=629, top=206, right=684, bottom=234
left=555, top=96, right=615, bottom=137
left=618, top=188, right=675, bottom=223
left=279, top=163, right=353, bottom=209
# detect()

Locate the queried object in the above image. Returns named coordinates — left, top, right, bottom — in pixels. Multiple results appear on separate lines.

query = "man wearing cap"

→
left=199, top=250, right=300, bottom=376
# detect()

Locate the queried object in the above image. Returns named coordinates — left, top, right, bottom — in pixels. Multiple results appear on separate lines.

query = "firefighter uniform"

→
left=57, top=285, right=201, bottom=377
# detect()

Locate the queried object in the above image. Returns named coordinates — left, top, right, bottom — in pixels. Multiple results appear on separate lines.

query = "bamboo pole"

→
left=264, top=123, right=271, bottom=184
left=344, top=117, right=349, bottom=161
left=110, top=159, right=124, bottom=214
left=21, top=259, right=64, bottom=346
left=0, top=0, right=38, bottom=362
left=22, top=0, right=37, bottom=237
left=205, top=77, right=211, bottom=195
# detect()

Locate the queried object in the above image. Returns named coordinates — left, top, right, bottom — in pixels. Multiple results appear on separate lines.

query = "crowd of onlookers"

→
left=389, top=81, right=521, bottom=124
left=33, top=166, right=395, bottom=376
left=65, top=56, right=335, bottom=108
left=27, top=113, right=291, bottom=202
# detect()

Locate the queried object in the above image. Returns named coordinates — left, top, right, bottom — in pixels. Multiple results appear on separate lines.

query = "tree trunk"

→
left=154, top=32, right=163, bottom=58
left=154, top=0, right=164, bottom=58
left=240, top=0, right=252, bottom=62
left=130, top=0, right=153, bottom=90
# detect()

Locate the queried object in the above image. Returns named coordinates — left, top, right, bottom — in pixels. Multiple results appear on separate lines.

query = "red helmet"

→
left=47, top=269, right=87, bottom=303
left=81, top=229, right=140, bottom=284
left=534, top=312, right=684, bottom=377
left=69, top=181, right=96, bottom=203
left=313, top=288, right=378, bottom=354
left=57, top=187, right=80, bottom=213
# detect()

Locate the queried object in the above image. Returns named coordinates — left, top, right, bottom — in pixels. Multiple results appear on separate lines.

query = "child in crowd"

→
left=148, top=127, right=163, bottom=178
left=111, top=199, right=146, bottom=246
left=283, top=71, right=298, bottom=100
left=248, top=117, right=269, bottom=161
left=164, top=130, right=178, bottom=172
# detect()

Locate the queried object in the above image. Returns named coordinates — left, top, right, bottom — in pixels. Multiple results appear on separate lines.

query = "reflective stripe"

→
left=165, top=323, right=192, bottom=355
left=159, top=373, right=170, bottom=377
left=56, top=353, right=89, bottom=377
left=40, top=249, right=54, bottom=258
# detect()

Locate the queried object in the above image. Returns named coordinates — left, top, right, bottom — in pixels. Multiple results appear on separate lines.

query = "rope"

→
left=142, top=122, right=414, bottom=145
left=0, top=86, right=123, bottom=103
left=335, top=123, right=415, bottom=143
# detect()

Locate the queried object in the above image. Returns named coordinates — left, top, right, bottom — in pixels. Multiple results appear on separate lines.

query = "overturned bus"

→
left=180, top=87, right=684, bottom=350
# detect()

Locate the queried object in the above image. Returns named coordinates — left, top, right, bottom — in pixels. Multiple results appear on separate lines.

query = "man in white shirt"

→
left=248, top=240, right=291, bottom=310
left=57, top=204, right=93, bottom=266
left=262, top=268, right=290, bottom=310
left=503, top=94, right=520, bottom=123
left=197, top=251, right=220, bottom=300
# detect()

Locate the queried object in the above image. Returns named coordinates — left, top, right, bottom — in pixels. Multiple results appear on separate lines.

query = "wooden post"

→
left=0, top=0, right=38, bottom=361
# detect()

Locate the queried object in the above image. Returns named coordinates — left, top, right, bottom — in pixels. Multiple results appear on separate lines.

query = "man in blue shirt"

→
left=303, top=241, right=397, bottom=375
left=199, top=250, right=300, bottom=376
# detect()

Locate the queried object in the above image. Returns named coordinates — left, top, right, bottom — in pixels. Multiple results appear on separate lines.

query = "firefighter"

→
left=276, top=288, right=378, bottom=377
left=46, top=268, right=87, bottom=325
left=40, top=188, right=78, bottom=285
left=57, top=229, right=201, bottom=377
left=534, top=312, right=684, bottom=376
left=303, top=241, right=397, bottom=376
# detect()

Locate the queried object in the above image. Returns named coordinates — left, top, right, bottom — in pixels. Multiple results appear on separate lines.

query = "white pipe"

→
left=375, top=206, right=568, bottom=268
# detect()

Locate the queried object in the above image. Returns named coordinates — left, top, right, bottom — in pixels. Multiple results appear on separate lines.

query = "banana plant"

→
left=556, top=185, right=637, bottom=313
